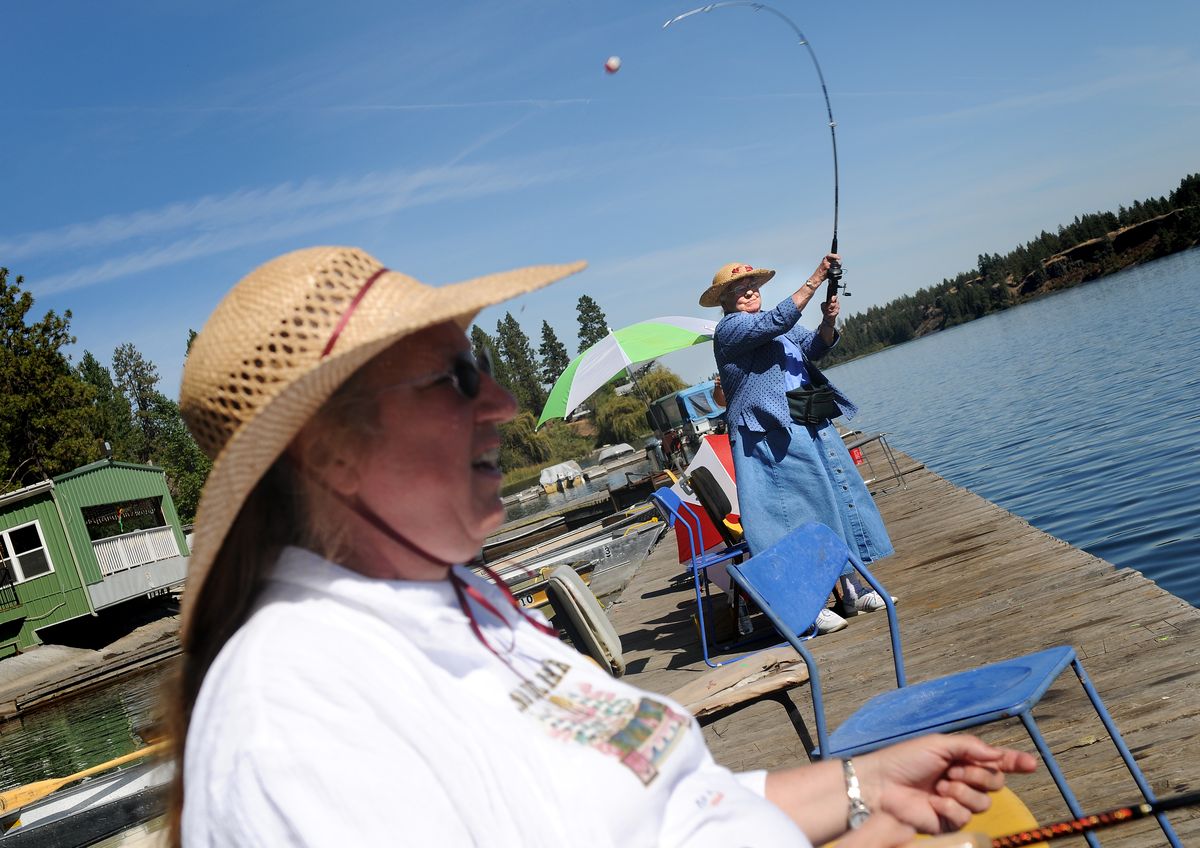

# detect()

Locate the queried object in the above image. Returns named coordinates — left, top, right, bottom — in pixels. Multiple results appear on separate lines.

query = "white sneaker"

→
left=814, top=608, right=848, bottom=635
left=853, top=591, right=896, bottom=614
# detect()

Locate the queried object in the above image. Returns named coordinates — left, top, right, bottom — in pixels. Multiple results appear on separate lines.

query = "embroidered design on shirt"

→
left=527, top=681, right=689, bottom=786
left=694, top=789, right=726, bottom=809
left=509, top=658, right=571, bottom=711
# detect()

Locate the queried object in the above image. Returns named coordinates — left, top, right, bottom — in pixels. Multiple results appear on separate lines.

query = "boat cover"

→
left=538, top=461, right=584, bottom=486
left=597, top=443, right=636, bottom=464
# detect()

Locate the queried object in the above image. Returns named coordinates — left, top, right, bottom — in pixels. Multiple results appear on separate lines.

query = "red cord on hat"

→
left=321, top=267, right=388, bottom=359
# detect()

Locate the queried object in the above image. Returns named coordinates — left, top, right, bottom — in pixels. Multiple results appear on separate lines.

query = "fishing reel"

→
left=824, top=242, right=850, bottom=303
left=824, top=259, right=849, bottom=302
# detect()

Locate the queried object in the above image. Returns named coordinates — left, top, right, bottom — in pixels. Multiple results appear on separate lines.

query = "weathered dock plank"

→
left=610, top=445, right=1199, bottom=846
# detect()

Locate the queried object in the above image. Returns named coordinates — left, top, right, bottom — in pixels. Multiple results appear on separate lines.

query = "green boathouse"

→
left=0, top=459, right=190, bottom=656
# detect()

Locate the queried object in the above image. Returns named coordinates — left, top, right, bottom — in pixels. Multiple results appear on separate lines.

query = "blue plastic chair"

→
left=726, top=522, right=1181, bottom=848
left=650, top=486, right=750, bottom=668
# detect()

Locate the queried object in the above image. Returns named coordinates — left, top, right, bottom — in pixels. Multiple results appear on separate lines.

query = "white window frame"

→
left=0, top=519, right=56, bottom=584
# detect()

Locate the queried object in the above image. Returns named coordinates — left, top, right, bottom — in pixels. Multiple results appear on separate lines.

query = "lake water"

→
left=827, top=247, right=1200, bottom=607
left=0, top=667, right=167, bottom=793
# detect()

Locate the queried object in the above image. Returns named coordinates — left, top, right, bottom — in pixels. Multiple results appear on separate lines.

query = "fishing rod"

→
left=987, top=789, right=1198, bottom=846
left=909, top=790, right=1196, bottom=847
left=664, top=1, right=848, bottom=303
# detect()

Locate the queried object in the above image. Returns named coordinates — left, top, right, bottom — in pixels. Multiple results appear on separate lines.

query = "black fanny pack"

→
left=785, top=358, right=841, bottom=425
left=786, top=386, right=841, bottom=425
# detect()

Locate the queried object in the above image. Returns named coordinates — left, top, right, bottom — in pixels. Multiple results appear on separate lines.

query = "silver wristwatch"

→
left=842, top=758, right=871, bottom=829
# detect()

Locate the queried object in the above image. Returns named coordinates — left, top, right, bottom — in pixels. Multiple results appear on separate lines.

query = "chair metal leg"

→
left=1071, top=660, right=1183, bottom=847
left=692, top=566, right=720, bottom=668
left=875, top=434, right=907, bottom=492
left=767, top=691, right=818, bottom=759
left=1019, top=712, right=1102, bottom=848
left=694, top=567, right=773, bottom=668
left=696, top=691, right=816, bottom=756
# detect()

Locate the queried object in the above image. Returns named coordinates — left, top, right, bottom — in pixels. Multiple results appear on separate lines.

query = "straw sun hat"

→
left=698, top=262, right=776, bottom=308
left=179, top=246, right=586, bottom=630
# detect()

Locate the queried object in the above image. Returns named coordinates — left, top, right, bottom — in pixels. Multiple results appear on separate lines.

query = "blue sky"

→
left=4, top=0, right=1198, bottom=394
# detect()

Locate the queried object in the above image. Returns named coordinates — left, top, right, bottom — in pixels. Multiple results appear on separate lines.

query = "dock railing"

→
left=91, top=526, right=182, bottom=576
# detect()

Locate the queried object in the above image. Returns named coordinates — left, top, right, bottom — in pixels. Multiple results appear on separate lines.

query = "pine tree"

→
left=76, top=351, right=139, bottom=461
left=575, top=295, right=609, bottom=354
left=106, top=339, right=212, bottom=521
left=147, top=389, right=211, bottom=523
left=494, top=313, right=545, bottom=413
left=537, top=320, right=571, bottom=388
left=0, top=267, right=100, bottom=491
left=112, top=343, right=163, bottom=463
left=471, top=324, right=514, bottom=396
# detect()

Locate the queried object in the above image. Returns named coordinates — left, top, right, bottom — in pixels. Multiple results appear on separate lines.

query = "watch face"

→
left=849, top=807, right=871, bottom=830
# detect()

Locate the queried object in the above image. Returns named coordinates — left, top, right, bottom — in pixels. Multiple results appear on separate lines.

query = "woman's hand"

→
left=857, top=735, right=1038, bottom=835
left=817, top=291, right=840, bottom=342
left=807, top=252, right=841, bottom=288
left=821, top=295, right=840, bottom=325
left=793, top=253, right=842, bottom=311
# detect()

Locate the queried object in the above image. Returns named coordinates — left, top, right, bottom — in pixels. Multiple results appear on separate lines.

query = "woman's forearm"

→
left=817, top=317, right=837, bottom=346
left=791, top=274, right=824, bottom=313
left=714, top=298, right=803, bottom=359
left=764, top=759, right=853, bottom=844
left=792, top=253, right=839, bottom=313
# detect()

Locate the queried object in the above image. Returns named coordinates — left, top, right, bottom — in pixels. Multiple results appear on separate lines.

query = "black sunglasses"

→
left=444, top=346, right=494, bottom=399
left=377, top=346, right=494, bottom=400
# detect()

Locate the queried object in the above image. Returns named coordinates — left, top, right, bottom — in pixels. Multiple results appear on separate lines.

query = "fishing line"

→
left=664, top=1, right=848, bottom=301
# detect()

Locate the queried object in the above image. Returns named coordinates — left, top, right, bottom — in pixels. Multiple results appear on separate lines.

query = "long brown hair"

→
left=164, top=367, right=384, bottom=846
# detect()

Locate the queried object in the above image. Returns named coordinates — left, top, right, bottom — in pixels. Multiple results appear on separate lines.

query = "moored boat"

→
left=500, top=485, right=543, bottom=507
left=538, top=461, right=584, bottom=494
left=482, top=514, right=569, bottom=560
left=490, top=518, right=665, bottom=611
left=0, top=759, right=171, bottom=847
left=483, top=502, right=659, bottom=569
left=592, top=443, right=647, bottom=474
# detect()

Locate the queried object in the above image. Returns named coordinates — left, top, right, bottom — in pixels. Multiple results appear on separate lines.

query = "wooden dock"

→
left=610, top=443, right=1199, bottom=846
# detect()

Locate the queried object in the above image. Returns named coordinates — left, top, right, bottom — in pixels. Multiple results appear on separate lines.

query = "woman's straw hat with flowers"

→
left=698, top=262, right=776, bottom=307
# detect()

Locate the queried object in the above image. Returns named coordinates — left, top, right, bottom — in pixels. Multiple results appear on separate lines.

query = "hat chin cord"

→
left=338, top=490, right=458, bottom=570
left=296, top=465, right=558, bottom=650
left=298, top=465, right=456, bottom=570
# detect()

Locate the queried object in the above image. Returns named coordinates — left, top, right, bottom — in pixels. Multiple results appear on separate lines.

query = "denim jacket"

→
left=714, top=295, right=858, bottom=434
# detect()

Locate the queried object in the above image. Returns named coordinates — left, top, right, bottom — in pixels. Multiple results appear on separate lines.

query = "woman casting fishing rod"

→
left=703, top=255, right=894, bottom=633
left=670, top=2, right=892, bottom=630
left=166, top=246, right=1035, bottom=847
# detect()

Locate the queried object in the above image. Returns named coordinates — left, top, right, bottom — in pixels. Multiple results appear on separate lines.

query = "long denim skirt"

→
left=730, top=420, right=894, bottom=563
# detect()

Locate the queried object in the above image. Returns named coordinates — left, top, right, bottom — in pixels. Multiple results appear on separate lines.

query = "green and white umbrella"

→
left=537, top=315, right=717, bottom=428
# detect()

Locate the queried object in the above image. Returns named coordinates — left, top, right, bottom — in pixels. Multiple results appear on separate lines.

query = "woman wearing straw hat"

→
left=703, top=255, right=894, bottom=635
left=168, top=246, right=1033, bottom=846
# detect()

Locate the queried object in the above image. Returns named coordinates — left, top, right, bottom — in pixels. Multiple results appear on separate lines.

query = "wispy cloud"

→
left=909, top=50, right=1199, bottom=126
left=25, top=98, right=591, bottom=116
left=443, top=108, right=554, bottom=168
left=582, top=217, right=825, bottom=308
left=17, top=161, right=571, bottom=296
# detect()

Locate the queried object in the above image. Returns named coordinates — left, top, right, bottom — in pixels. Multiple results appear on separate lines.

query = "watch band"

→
left=842, top=758, right=871, bottom=830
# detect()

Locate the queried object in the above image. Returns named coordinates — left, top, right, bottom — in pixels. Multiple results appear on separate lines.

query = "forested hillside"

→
left=826, top=173, right=1200, bottom=364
